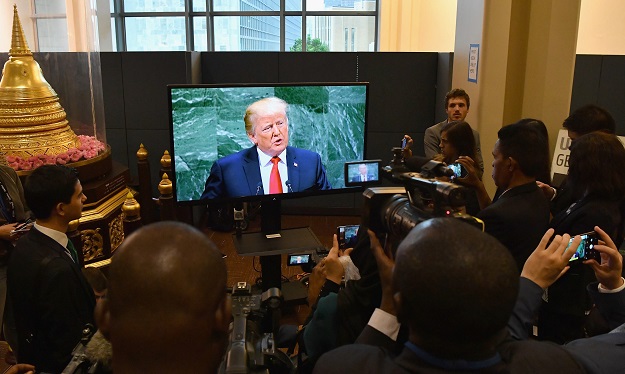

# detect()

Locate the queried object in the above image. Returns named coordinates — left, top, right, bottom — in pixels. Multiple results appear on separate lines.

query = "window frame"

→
left=109, top=0, right=379, bottom=52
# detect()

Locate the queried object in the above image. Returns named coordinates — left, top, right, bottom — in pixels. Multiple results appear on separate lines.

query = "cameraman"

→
left=456, top=121, right=550, bottom=271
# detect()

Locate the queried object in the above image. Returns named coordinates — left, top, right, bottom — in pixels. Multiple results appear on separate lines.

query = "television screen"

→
left=168, top=82, right=369, bottom=204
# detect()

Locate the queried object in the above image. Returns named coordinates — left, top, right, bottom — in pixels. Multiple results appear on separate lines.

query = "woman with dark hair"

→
left=438, top=121, right=477, bottom=165
left=437, top=121, right=480, bottom=215
left=539, top=132, right=625, bottom=344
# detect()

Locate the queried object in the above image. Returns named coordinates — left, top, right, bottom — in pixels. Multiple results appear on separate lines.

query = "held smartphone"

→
left=287, top=254, right=311, bottom=266
left=567, top=231, right=600, bottom=262
left=401, top=137, right=407, bottom=149
left=10, top=218, right=34, bottom=235
left=337, top=225, right=359, bottom=249
left=448, top=162, right=468, bottom=179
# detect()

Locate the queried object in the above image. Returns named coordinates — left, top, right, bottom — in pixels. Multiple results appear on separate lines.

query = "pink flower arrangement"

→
left=5, top=135, right=106, bottom=171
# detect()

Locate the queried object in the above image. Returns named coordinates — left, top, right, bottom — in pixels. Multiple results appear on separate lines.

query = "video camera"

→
left=220, top=282, right=295, bottom=374
left=61, top=324, right=101, bottom=374
left=360, top=146, right=483, bottom=241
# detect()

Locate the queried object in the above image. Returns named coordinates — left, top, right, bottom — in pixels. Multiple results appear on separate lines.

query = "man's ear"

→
left=95, top=298, right=111, bottom=340
left=213, top=294, right=231, bottom=337
left=247, top=132, right=257, bottom=145
left=508, top=157, right=518, bottom=172
left=54, top=202, right=65, bottom=217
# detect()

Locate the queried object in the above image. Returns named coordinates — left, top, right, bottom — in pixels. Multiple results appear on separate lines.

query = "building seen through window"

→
left=96, top=0, right=376, bottom=52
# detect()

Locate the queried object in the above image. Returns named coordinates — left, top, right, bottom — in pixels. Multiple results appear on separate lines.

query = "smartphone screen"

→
left=567, top=232, right=600, bottom=262
left=288, top=254, right=310, bottom=266
left=449, top=162, right=468, bottom=179
left=401, top=137, right=407, bottom=149
left=337, top=225, right=359, bottom=249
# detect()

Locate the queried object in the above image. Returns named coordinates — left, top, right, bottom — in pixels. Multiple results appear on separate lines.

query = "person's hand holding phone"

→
left=324, top=234, right=352, bottom=285
left=401, top=135, right=413, bottom=159
left=521, top=229, right=579, bottom=289
left=584, top=226, right=624, bottom=290
left=455, top=156, right=481, bottom=187
left=0, top=223, right=18, bottom=241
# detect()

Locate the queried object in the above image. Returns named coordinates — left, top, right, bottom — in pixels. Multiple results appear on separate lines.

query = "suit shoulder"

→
left=214, top=147, right=256, bottom=166
left=314, top=344, right=402, bottom=374
left=288, top=147, right=321, bottom=159
left=500, top=340, right=584, bottom=373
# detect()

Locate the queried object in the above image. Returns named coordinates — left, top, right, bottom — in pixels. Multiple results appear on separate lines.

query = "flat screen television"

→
left=167, top=82, right=369, bottom=206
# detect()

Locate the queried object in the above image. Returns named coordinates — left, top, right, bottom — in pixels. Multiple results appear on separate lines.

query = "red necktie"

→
left=270, top=157, right=283, bottom=194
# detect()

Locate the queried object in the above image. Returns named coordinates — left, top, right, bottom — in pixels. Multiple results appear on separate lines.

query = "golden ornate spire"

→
left=0, top=5, right=80, bottom=163
left=10, top=4, right=31, bottom=57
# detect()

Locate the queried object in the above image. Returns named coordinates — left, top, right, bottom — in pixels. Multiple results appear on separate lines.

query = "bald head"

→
left=101, top=221, right=228, bottom=373
left=394, top=218, right=519, bottom=350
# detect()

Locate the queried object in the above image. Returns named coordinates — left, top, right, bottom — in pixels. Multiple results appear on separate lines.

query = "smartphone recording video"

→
left=288, top=254, right=311, bottom=266
left=567, top=231, right=600, bottom=262
left=449, top=162, right=468, bottom=179
left=337, top=225, right=359, bottom=249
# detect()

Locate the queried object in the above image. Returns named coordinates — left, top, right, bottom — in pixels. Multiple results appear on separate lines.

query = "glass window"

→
left=193, top=0, right=206, bottom=12
left=193, top=17, right=208, bottom=51
left=105, top=0, right=377, bottom=52
left=286, top=0, right=302, bottom=11
left=214, top=16, right=280, bottom=51
left=110, top=18, right=118, bottom=51
left=125, top=17, right=186, bottom=51
left=285, top=16, right=303, bottom=51
left=124, top=0, right=185, bottom=12
left=36, top=19, right=69, bottom=52
left=307, top=15, right=374, bottom=52
left=34, top=0, right=66, bottom=14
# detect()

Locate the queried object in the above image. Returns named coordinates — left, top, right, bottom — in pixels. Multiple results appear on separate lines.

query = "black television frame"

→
left=167, top=82, right=370, bottom=207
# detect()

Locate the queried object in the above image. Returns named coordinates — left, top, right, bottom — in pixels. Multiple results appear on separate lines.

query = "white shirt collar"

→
left=256, top=147, right=287, bottom=166
left=34, top=222, right=69, bottom=248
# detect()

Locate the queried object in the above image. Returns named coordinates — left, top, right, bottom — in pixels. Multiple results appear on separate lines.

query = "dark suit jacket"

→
left=201, top=146, right=331, bottom=199
left=351, top=174, right=375, bottom=183
left=315, top=319, right=584, bottom=373
left=7, top=227, right=95, bottom=373
left=542, top=195, right=624, bottom=336
left=477, top=182, right=550, bottom=271
left=510, top=277, right=625, bottom=373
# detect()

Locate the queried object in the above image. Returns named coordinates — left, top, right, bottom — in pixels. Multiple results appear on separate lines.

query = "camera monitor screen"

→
left=168, top=83, right=369, bottom=204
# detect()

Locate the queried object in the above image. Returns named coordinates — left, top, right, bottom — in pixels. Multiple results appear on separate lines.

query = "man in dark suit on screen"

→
left=201, top=97, right=331, bottom=199
left=350, top=163, right=375, bottom=183
left=7, top=165, right=95, bottom=373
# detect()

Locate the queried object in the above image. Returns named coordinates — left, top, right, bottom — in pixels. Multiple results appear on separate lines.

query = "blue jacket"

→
left=201, top=145, right=331, bottom=199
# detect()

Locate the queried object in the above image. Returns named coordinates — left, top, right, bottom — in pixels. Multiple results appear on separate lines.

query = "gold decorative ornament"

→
left=121, top=190, right=141, bottom=218
left=108, top=213, right=124, bottom=252
left=136, top=143, right=148, bottom=161
left=160, top=150, right=171, bottom=168
left=80, top=227, right=104, bottom=262
left=0, top=5, right=80, bottom=161
left=158, top=173, right=173, bottom=195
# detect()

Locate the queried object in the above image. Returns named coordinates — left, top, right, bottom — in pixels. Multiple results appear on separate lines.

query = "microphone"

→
left=404, top=156, right=454, bottom=178
left=285, top=180, right=294, bottom=193
left=256, top=182, right=263, bottom=195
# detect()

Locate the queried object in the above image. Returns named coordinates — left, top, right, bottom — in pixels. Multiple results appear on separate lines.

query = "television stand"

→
left=232, top=227, right=323, bottom=303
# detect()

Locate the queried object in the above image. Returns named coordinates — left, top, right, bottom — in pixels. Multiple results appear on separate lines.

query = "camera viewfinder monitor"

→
left=168, top=82, right=369, bottom=205
left=344, top=160, right=381, bottom=187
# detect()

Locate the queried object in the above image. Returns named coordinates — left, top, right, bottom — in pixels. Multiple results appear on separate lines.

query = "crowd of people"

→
left=2, top=89, right=625, bottom=373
